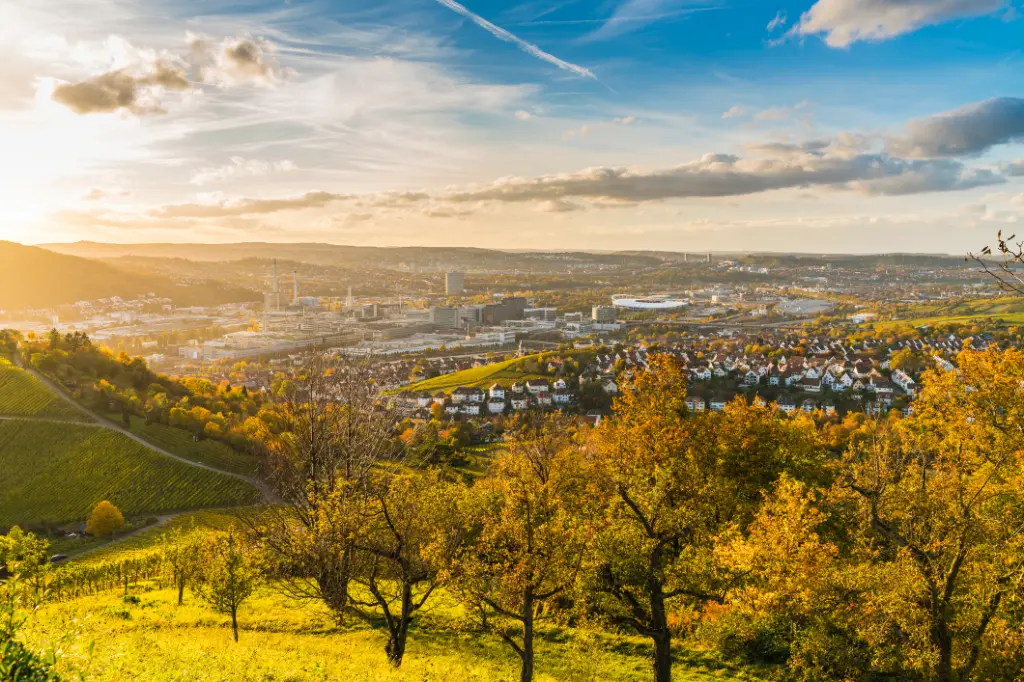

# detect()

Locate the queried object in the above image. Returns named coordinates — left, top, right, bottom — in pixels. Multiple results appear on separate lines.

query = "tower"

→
left=706, top=252, right=711, bottom=264
left=273, top=259, right=279, bottom=295
left=347, top=285, right=354, bottom=307
left=293, top=269, right=299, bottom=302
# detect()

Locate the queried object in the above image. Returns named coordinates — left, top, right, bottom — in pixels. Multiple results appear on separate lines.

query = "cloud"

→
left=436, top=151, right=1001, bottom=205
left=722, top=105, right=745, bottom=119
left=754, top=100, right=809, bottom=121
left=1004, top=160, right=1024, bottom=176
left=188, top=35, right=284, bottom=86
left=82, top=186, right=131, bottom=201
left=766, top=11, right=787, bottom=32
left=51, top=60, right=189, bottom=115
left=615, top=115, right=637, bottom=124
left=792, top=0, right=1009, bottom=48
left=887, top=97, right=1024, bottom=158
left=432, top=0, right=597, bottom=80
left=515, top=109, right=533, bottom=120
left=148, top=191, right=350, bottom=219
left=580, top=1, right=719, bottom=42
left=190, top=157, right=298, bottom=185
left=537, top=198, right=583, bottom=212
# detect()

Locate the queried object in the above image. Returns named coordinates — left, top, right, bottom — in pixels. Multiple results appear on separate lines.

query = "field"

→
left=21, top=581, right=763, bottom=682
left=872, top=297, right=1024, bottom=330
left=118, top=415, right=261, bottom=477
left=403, top=352, right=587, bottom=394
left=0, top=355, right=86, bottom=420
left=0, top=419, right=260, bottom=528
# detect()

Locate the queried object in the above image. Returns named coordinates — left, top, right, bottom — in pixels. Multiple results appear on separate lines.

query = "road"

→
left=11, top=353, right=277, bottom=504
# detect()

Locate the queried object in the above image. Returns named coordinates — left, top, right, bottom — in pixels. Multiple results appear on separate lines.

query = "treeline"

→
left=16, top=330, right=267, bottom=451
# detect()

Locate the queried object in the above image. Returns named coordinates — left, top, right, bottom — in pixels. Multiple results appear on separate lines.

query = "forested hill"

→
left=0, top=241, right=258, bottom=310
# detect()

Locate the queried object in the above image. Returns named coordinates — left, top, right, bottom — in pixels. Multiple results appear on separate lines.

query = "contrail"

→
left=433, top=0, right=597, bottom=81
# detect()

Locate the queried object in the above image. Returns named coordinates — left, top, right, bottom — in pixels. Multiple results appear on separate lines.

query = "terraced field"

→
left=0, top=356, right=85, bottom=419
left=0, top=419, right=260, bottom=528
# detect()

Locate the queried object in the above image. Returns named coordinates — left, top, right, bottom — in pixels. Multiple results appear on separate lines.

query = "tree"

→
left=0, top=527, right=49, bottom=600
left=195, top=532, right=264, bottom=642
left=162, top=527, right=204, bottom=605
left=587, top=356, right=822, bottom=682
left=450, top=416, right=598, bottom=682
left=835, top=349, right=1024, bottom=682
left=85, top=501, right=124, bottom=537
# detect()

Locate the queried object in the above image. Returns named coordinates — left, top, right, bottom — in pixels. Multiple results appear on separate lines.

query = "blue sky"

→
left=2, top=0, right=1023, bottom=253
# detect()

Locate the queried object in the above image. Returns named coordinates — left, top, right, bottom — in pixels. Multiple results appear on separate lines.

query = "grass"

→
left=0, top=419, right=261, bottom=528
left=21, top=581, right=766, bottom=682
left=871, top=297, right=1024, bottom=330
left=403, top=352, right=584, bottom=394
left=0, top=356, right=87, bottom=420
left=117, top=415, right=261, bottom=477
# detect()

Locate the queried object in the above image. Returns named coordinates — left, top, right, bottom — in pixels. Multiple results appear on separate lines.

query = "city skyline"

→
left=3, top=0, right=1023, bottom=253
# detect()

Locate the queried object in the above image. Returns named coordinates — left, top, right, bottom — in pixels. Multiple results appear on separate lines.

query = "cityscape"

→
left=4, top=1, right=1024, bottom=681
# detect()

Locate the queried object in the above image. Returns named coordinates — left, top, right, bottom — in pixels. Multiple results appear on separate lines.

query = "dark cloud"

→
left=438, top=152, right=1001, bottom=205
left=188, top=35, right=281, bottom=85
left=51, top=61, right=189, bottom=115
left=887, top=97, right=1024, bottom=158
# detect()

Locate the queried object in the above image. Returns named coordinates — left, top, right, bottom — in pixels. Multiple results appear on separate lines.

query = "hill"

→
left=0, top=356, right=88, bottom=420
left=0, top=241, right=259, bottom=311
left=401, top=352, right=588, bottom=394
left=40, top=241, right=668, bottom=270
left=0, top=419, right=259, bottom=529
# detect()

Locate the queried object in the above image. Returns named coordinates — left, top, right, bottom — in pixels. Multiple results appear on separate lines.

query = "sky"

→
left=2, top=0, right=1024, bottom=254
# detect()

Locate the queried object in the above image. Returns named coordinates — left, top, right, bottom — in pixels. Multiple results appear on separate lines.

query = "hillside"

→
left=0, top=356, right=88, bottom=420
left=0, top=419, right=259, bottom=528
left=402, top=352, right=590, bottom=394
left=0, top=241, right=258, bottom=311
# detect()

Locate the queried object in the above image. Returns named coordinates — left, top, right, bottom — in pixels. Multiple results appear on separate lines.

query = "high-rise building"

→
left=430, top=307, right=461, bottom=329
left=445, top=272, right=465, bottom=295
left=264, top=259, right=283, bottom=312
left=592, top=306, right=618, bottom=324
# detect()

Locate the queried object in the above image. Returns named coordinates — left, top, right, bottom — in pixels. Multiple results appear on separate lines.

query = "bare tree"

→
left=968, top=231, right=1024, bottom=295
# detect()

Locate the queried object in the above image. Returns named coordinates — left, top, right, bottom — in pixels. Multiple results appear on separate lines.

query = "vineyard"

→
left=0, top=356, right=85, bottom=420
left=121, top=416, right=260, bottom=477
left=0, top=419, right=260, bottom=528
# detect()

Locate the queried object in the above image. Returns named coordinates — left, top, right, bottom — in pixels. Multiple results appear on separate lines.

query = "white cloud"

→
left=792, top=0, right=1009, bottom=48
left=766, top=11, right=787, bottom=32
left=515, top=109, right=533, bottom=120
left=190, top=157, right=298, bottom=185
left=754, top=100, right=809, bottom=121
left=721, top=105, right=745, bottom=119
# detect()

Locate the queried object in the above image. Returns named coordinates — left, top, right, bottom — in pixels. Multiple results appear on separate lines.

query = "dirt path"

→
left=12, top=354, right=278, bottom=504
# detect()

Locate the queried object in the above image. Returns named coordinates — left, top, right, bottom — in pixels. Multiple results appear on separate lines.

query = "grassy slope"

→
left=24, top=584, right=763, bottom=682
left=871, top=297, right=1024, bottom=330
left=117, top=415, right=261, bottom=477
left=0, top=356, right=88, bottom=420
left=403, top=353, right=579, bottom=394
left=0, top=420, right=259, bottom=527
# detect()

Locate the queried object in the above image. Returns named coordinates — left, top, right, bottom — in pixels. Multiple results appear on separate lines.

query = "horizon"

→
left=3, top=0, right=1023, bottom=252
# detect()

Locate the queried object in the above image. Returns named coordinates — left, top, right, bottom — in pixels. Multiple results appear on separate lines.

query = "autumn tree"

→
left=588, top=356, right=822, bottom=682
left=835, top=349, right=1024, bottom=682
left=162, top=526, right=205, bottom=605
left=85, top=501, right=124, bottom=537
left=195, top=532, right=264, bottom=642
left=450, top=415, right=599, bottom=682
left=0, top=527, right=49, bottom=600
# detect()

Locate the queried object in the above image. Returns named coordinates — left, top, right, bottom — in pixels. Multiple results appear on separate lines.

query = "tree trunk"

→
left=177, top=579, right=185, bottom=605
left=932, top=620, right=953, bottom=682
left=648, top=578, right=672, bottom=682
left=231, top=605, right=239, bottom=642
left=520, top=590, right=536, bottom=682
left=385, top=582, right=414, bottom=667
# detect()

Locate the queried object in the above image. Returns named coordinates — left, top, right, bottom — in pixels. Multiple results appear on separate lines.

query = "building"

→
left=482, top=297, right=527, bottom=326
left=524, top=308, right=558, bottom=322
left=592, top=306, right=618, bottom=324
left=264, top=259, right=283, bottom=312
left=445, top=272, right=465, bottom=295
left=430, top=307, right=461, bottom=329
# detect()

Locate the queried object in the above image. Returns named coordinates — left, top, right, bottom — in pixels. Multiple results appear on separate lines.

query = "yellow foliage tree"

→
left=85, top=500, right=124, bottom=536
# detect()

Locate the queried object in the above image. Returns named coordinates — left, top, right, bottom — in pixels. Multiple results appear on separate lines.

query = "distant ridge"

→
left=0, top=241, right=257, bottom=311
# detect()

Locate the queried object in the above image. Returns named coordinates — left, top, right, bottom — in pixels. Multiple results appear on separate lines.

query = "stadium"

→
left=611, top=294, right=689, bottom=311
